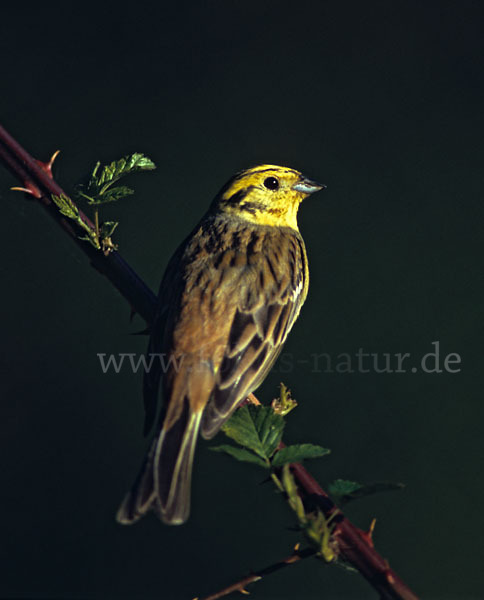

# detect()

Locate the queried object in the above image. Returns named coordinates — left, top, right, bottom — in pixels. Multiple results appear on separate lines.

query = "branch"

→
left=195, top=546, right=316, bottom=600
left=0, top=123, right=419, bottom=600
left=288, top=459, right=416, bottom=599
left=0, top=124, right=156, bottom=324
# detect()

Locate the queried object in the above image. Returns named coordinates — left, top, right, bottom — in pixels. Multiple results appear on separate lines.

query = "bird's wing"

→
left=200, top=233, right=308, bottom=439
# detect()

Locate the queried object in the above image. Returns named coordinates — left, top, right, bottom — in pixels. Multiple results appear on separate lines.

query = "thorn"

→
left=293, top=542, right=301, bottom=552
left=385, top=568, right=396, bottom=585
left=240, top=588, right=250, bottom=595
left=356, top=523, right=375, bottom=548
left=50, top=149, right=61, bottom=164
left=10, top=182, right=41, bottom=198
left=359, top=518, right=376, bottom=548
left=286, top=549, right=301, bottom=564
left=368, top=518, right=376, bottom=541
left=35, top=149, right=60, bottom=178
left=11, top=186, right=33, bottom=194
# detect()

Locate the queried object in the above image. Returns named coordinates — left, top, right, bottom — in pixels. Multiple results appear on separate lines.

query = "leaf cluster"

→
left=51, top=194, right=101, bottom=249
left=76, top=153, right=155, bottom=205
left=51, top=153, right=156, bottom=253
left=211, top=403, right=329, bottom=469
left=212, top=399, right=337, bottom=561
left=211, top=386, right=405, bottom=566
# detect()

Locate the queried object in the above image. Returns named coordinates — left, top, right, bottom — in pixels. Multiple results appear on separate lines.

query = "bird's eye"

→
left=263, top=176, right=279, bottom=190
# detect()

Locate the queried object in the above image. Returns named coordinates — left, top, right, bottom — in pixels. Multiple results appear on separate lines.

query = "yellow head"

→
left=211, top=164, right=324, bottom=230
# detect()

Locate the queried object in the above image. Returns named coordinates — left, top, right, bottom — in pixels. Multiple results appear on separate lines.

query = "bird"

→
left=116, top=164, right=324, bottom=525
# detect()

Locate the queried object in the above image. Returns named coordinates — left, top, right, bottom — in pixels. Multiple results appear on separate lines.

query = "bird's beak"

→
left=292, top=177, right=326, bottom=195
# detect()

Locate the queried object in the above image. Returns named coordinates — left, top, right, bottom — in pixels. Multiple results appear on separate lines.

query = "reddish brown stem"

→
left=0, top=123, right=418, bottom=600
left=290, top=460, right=417, bottom=599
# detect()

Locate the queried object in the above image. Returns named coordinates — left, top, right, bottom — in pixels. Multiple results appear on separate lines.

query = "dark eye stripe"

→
left=239, top=201, right=266, bottom=215
left=225, top=188, right=249, bottom=204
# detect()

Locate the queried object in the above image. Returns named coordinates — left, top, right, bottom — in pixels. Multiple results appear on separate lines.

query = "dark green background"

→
left=1, top=2, right=482, bottom=599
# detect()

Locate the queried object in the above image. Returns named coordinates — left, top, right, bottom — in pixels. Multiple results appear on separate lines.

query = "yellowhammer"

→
left=117, top=164, right=324, bottom=525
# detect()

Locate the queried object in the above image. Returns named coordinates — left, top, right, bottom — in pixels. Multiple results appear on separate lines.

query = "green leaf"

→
left=328, top=480, right=362, bottom=504
left=51, top=194, right=100, bottom=250
left=250, top=404, right=285, bottom=458
left=272, top=443, right=330, bottom=467
left=220, top=405, right=265, bottom=457
left=51, top=193, right=79, bottom=220
left=305, top=509, right=338, bottom=563
left=99, top=220, right=119, bottom=239
left=76, top=153, right=156, bottom=205
left=329, top=479, right=405, bottom=506
left=210, top=444, right=269, bottom=468
left=281, top=464, right=306, bottom=521
left=93, top=153, right=156, bottom=192
left=220, top=404, right=285, bottom=460
left=75, top=190, right=96, bottom=204
left=87, top=185, right=134, bottom=205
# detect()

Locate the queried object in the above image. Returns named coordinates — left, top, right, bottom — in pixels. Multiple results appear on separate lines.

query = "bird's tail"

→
left=116, top=397, right=203, bottom=526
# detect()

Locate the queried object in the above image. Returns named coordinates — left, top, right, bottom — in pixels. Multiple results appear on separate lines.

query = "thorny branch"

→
left=195, top=545, right=317, bottom=600
left=0, top=124, right=156, bottom=324
left=0, top=123, right=418, bottom=600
